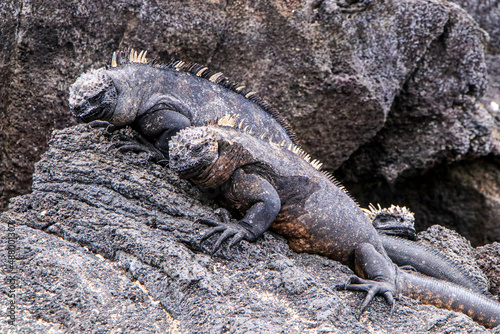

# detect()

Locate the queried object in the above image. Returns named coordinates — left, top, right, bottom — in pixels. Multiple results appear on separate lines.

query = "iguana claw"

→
left=197, top=212, right=251, bottom=254
left=336, top=275, right=395, bottom=312
left=110, top=134, right=167, bottom=162
left=87, top=120, right=117, bottom=133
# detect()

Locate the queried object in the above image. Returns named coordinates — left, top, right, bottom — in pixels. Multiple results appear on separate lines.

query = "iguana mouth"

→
left=377, top=226, right=417, bottom=240
left=77, top=104, right=109, bottom=122
left=170, top=162, right=206, bottom=178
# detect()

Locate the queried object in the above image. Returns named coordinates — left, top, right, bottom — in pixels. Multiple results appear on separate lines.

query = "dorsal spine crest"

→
left=196, top=67, right=208, bottom=76
left=209, top=72, right=224, bottom=83
left=106, top=48, right=299, bottom=145
left=217, top=114, right=238, bottom=127
left=362, top=204, right=415, bottom=222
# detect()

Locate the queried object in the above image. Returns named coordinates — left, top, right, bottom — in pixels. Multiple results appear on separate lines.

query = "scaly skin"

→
left=382, top=234, right=493, bottom=298
left=169, top=123, right=500, bottom=328
left=365, top=204, right=493, bottom=298
left=68, top=49, right=297, bottom=158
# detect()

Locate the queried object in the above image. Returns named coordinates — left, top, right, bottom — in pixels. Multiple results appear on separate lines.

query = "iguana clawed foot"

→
left=197, top=208, right=253, bottom=254
left=336, top=275, right=395, bottom=312
left=111, top=134, right=167, bottom=163
left=88, top=120, right=118, bottom=133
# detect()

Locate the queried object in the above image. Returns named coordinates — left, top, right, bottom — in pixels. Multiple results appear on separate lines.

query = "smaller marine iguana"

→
left=364, top=204, right=493, bottom=298
left=68, top=49, right=297, bottom=158
left=168, top=118, right=500, bottom=328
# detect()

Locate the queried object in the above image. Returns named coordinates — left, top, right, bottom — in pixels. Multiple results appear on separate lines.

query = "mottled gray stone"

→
left=477, top=242, right=500, bottom=298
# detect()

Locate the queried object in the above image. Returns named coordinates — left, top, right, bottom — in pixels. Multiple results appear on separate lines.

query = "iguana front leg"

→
left=199, top=168, right=281, bottom=253
left=134, top=109, right=191, bottom=155
left=88, top=120, right=119, bottom=133
left=112, top=109, right=191, bottom=162
left=87, top=121, right=166, bottom=160
left=112, top=132, right=167, bottom=163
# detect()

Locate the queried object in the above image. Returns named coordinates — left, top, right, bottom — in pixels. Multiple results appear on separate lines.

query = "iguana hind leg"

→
left=337, top=243, right=396, bottom=312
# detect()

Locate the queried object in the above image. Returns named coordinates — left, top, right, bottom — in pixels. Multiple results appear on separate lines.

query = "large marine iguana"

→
left=168, top=118, right=500, bottom=328
left=365, top=204, right=493, bottom=298
left=68, top=49, right=297, bottom=158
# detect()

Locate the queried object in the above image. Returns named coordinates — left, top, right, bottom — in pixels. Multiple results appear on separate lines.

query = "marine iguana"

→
left=68, top=49, right=297, bottom=158
left=168, top=118, right=500, bottom=328
left=364, top=204, right=493, bottom=298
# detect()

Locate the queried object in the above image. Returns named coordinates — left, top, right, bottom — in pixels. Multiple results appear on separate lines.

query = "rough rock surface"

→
left=1, top=0, right=497, bottom=216
left=337, top=0, right=500, bottom=246
left=1, top=125, right=497, bottom=333
left=417, top=225, right=491, bottom=293
left=451, top=0, right=500, bottom=115
left=339, top=2, right=497, bottom=183
left=477, top=242, right=500, bottom=298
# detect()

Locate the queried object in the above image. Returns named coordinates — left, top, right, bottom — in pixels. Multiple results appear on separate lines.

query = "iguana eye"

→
left=149, top=102, right=175, bottom=113
left=377, top=216, right=388, bottom=223
left=191, top=145, right=204, bottom=155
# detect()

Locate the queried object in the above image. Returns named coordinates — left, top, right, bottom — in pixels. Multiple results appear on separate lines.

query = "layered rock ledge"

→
left=1, top=125, right=498, bottom=333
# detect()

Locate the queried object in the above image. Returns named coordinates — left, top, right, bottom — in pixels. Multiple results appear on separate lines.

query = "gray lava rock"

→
left=0, top=124, right=496, bottom=333
left=477, top=242, right=500, bottom=298
left=417, top=224, right=491, bottom=294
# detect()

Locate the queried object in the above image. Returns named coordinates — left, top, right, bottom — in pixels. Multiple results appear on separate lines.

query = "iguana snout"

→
left=69, top=68, right=117, bottom=122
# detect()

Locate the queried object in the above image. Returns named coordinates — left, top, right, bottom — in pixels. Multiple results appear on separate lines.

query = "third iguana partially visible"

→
left=168, top=118, right=500, bottom=328
left=364, top=204, right=493, bottom=298
left=68, top=49, right=297, bottom=158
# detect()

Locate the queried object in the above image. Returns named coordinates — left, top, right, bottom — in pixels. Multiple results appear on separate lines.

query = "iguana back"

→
left=68, top=49, right=297, bottom=155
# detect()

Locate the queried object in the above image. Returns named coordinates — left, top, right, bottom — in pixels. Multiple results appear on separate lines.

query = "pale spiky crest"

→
left=174, top=61, right=185, bottom=70
left=310, top=159, right=323, bottom=170
left=196, top=67, right=208, bottom=77
left=111, top=52, right=118, bottom=67
left=289, top=145, right=313, bottom=164
left=128, top=49, right=148, bottom=64
left=214, top=115, right=319, bottom=170
left=209, top=114, right=356, bottom=204
left=243, top=126, right=253, bottom=135
left=217, top=114, right=238, bottom=127
left=362, top=203, right=415, bottom=221
left=209, top=72, right=224, bottom=83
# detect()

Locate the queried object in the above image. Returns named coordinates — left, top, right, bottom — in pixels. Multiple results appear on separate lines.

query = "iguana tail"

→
left=382, top=235, right=493, bottom=298
left=397, top=269, right=500, bottom=328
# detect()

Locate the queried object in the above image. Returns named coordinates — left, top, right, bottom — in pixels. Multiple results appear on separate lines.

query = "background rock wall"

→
left=0, top=0, right=499, bottom=245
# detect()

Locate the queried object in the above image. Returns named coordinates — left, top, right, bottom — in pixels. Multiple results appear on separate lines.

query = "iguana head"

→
left=68, top=67, right=118, bottom=122
left=362, top=204, right=417, bottom=240
left=69, top=49, right=149, bottom=124
left=169, top=127, right=220, bottom=179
